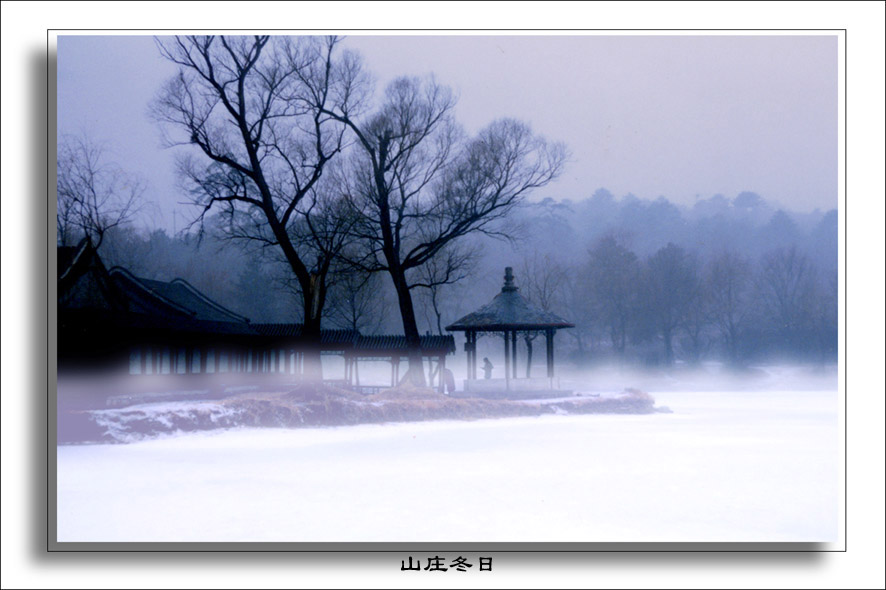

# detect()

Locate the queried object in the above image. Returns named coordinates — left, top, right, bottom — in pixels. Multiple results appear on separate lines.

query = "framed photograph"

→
left=51, top=30, right=843, bottom=551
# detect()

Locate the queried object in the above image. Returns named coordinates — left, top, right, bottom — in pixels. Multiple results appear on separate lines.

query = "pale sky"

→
left=57, top=34, right=838, bottom=231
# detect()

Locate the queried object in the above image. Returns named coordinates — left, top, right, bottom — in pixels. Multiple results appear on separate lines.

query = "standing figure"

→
left=443, top=368, right=456, bottom=394
left=482, top=357, right=494, bottom=379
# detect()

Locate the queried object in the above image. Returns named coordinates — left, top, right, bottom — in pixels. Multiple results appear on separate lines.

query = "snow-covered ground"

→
left=56, top=388, right=839, bottom=543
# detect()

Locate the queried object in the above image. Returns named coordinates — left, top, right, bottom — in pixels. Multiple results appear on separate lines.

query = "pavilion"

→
left=445, top=267, right=574, bottom=398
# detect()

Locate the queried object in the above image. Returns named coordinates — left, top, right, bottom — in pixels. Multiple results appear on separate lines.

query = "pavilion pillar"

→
left=545, top=329, right=554, bottom=378
left=504, top=331, right=511, bottom=388
left=470, top=332, right=477, bottom=380
left=438, top=356, right=446, bottom=394
left=468, top=332, right=477, bottom=379
left=511, top=331, right=517, bottom=379
left=465, top=331, right=474, bottom=380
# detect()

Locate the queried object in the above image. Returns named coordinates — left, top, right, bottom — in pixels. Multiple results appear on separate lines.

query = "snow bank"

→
left=58, top=388, right=659, bottom=444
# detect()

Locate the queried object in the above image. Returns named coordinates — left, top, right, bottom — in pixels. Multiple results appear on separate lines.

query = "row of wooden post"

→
left=344, top=355, right=448, bottom=393
left=133, top=346, right=451, bottom=393
left=132, top=346, right=305, bottom=376
left=464, top=329, right=557, bottom=381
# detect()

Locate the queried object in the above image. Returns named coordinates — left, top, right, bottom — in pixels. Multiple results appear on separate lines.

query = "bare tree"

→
left=558, top=267, right=597, bottom=358
left=707, top=250, right=752, bottom=366
left=152, top=35, right=367, bottom=380
left=678, top=277, right=709, bottom=365
left=324, top=269, right=389, bottom=334
left=57, top=134, right=145, bottom=249
left=757, top=245, right=818, bottom=354
left=641, top=243, right=700, bottom=365
left=415, top=244, right=476, bottom=336
left=322, top=76, right=567, bottom=385
left=518, top=252, right=568, bottom=376
left=584, top=235, right=640, bottom=358
left=809, top=267, right=838, bottom=364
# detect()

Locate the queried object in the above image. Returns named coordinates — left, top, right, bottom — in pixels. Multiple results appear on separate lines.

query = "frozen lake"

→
left=56, top=388, right=840, bottom=543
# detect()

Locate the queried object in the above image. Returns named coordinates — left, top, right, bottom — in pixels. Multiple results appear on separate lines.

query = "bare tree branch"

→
left=152, top=35, right=369, bottom=381
left=322, top=75, right=567, bottom=384
left=57, top=133, right=146, bottom=249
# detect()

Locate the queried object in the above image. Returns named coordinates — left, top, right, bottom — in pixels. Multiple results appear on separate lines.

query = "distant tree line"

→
left=495, top=193, right=839, bottom=368
left=86, top=186, right=838, bottom=370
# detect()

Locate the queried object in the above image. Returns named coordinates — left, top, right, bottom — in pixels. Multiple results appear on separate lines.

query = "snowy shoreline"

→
left=57, top=387, right=662, bottom=445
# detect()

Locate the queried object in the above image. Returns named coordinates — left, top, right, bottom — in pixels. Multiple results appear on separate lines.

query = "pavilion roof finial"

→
left=502, top=266, right=518, bottom=293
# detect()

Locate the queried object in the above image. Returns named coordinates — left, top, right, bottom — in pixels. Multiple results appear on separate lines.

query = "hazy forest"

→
left=65, top=185, right=838, bottom=369
left=58, top=36, right=838, bottom=374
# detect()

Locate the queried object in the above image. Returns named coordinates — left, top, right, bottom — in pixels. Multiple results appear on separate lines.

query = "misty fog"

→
left=94, top=188, right=838, bottom=375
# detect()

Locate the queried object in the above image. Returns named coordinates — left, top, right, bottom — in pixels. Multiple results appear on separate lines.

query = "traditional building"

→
left=446, top=267, right=574, bottom=398
left=57, top=239, right=454, bottom=389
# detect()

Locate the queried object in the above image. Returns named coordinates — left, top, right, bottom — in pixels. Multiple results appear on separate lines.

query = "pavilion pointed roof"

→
left=445, top=267, right=575, bottom=332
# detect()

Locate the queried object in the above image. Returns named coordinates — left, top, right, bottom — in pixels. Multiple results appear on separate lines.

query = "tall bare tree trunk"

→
left=299, top=271, right=327, bottom=384
left=390, top=269, right=426, bottom=386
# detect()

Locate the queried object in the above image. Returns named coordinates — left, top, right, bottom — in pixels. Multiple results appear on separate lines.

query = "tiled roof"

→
left=57, top=245, right=80, bottom=279
left=446, top=267, right=574, bottom=331
left=112, top=312, right=256, bottom=336
left=251, top=323, right=303, bottom=337
left=58, top=239, right=129, bottom=312
left=137, top=277, right=251, bottom=323
left=252, top=324, right=360, bottom=345
left=353, top=334, right=456, bottom=354
left=110, top=268, right=196, bottom=319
